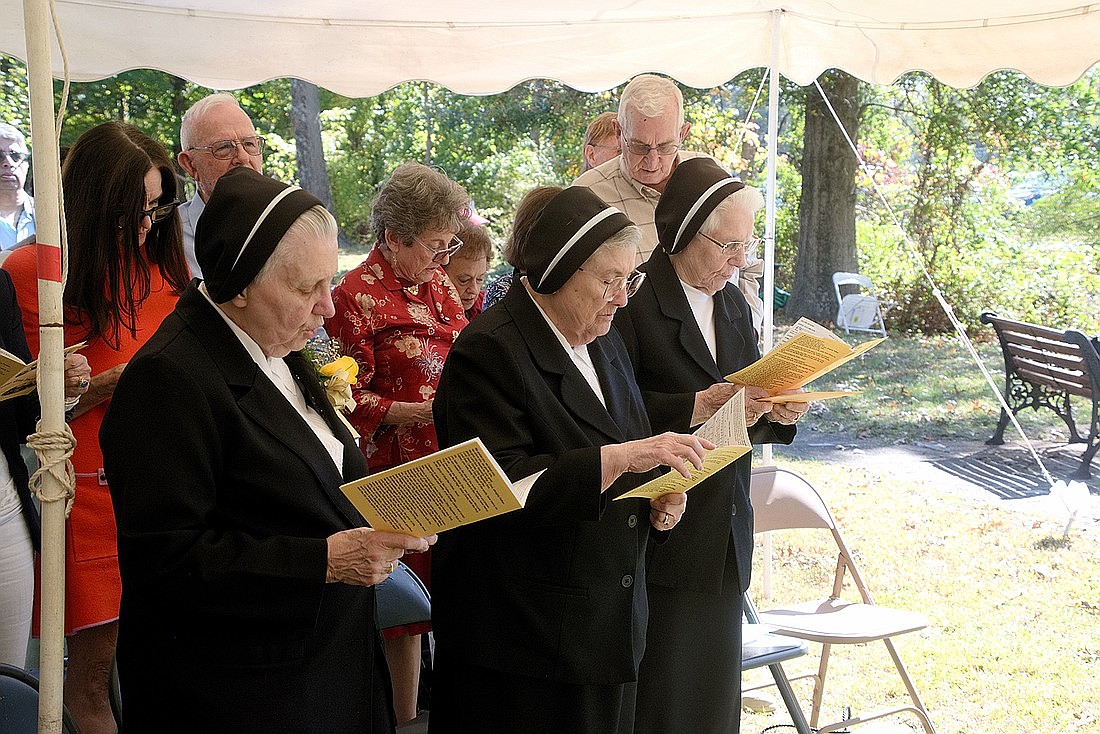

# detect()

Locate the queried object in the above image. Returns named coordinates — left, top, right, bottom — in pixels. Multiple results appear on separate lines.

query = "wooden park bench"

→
left=980, top=312, right=1100, bottom=480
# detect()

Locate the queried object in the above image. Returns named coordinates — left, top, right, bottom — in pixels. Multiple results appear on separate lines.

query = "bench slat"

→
left=1015, top=366, right=1093, bottom=398
left=1005, top=344, right=1086, bottom=376
left=1000, top=330, right=1080, bottom=357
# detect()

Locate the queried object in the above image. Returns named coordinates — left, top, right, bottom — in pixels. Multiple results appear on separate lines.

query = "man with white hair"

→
left=575, top=74, right=765, bottom=335
left=177, top=93, right=264, bottom=277
left=0, top=123, right=34, bottom=250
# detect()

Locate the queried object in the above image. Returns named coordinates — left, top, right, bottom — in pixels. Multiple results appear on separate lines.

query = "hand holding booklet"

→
left=340, top=438, right=542, bottom=536
left=0, top=343, right=86, bottom=402
left=724, top=317, right=882, bottom=400
left=615, top=389, right=751, bottom=501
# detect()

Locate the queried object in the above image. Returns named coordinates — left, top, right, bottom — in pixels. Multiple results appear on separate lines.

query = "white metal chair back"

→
left=832, top=271, right=891, bottom=337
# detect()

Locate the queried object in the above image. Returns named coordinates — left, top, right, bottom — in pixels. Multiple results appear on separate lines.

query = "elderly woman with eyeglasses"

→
left=3, top=120, right=189, bottom=734
left=324, top=161, right=470, bottom=724
left=614, top=157, right=808, bottom=734
left=429, top=186, right=710, bottom=733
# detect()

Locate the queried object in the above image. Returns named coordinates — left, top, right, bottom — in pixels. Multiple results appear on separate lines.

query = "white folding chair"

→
left=832, top=272, right=893, bottom=337
left=751, top=466, right=936, bottom=734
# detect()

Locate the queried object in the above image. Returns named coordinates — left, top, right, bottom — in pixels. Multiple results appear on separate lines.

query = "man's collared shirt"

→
left=179, top=190, right=205, bottom=278
left=574, top=150, right=709, bottom=265
left=0, top=196, right=35, bottom=250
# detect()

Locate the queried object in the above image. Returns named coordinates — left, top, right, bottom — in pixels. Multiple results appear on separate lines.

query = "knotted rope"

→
left=28, top=421, right=77, bottom=516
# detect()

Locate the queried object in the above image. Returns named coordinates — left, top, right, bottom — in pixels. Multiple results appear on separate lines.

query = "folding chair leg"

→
left=766, top=661, right=812, bottom=734
left=884, top=638, right=937, bottom=733
left=809, top=642, right=832, bottom=729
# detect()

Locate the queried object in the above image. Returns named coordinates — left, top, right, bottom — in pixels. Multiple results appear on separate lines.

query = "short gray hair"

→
left=180, top=93, right=244, bottom=150
left=255, top=205, right=338, bottom=284
left=0, top=123, right=28, bottom=149
left=593, top=224, right=642, bottom=258
left=618, top=75, right=685, bottom=131
left=698, top=185, right=765, bottom=237
left=371, top=162, right=469, bottom=248
left=450, top=221, right=493, bottom=264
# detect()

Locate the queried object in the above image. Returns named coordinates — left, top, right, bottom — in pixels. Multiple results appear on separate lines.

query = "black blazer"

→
left=432, top=283, right=661, bottom=685
left=101, top=284, right=392, bottom=733
left=0, top=269, right=40, bottom=549
left=615, top=249, right=795, bottom=595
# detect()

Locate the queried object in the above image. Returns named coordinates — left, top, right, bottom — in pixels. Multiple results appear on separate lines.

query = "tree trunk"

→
left=786, top=71, right=861, bottom=326
left=170, top=77, right=191, bottom=195
left=290, top=78, right=333, bottom=209
left=423, top=82, right=433, bottom=166
left=290, top=78, right=356, bottom=248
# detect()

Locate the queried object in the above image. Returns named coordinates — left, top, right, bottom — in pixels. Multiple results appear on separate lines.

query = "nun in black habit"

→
left=615, top=158, right=809, bottom=734
left=429, top=186, right=710, bottom=733
left=102, top=167, right=435, bottom=733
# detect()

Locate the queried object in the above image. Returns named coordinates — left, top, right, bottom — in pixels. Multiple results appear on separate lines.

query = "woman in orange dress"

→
left=3, top=121, right=189, bottom=734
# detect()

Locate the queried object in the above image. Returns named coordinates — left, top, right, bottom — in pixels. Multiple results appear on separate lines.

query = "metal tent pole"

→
left=760, top=7, right=782, bottom=601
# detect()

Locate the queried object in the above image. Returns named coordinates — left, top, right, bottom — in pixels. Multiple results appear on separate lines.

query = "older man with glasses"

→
left=0, top=123, right=34, bottom=252
left=574, top=74, right=766, bottom=339
left=177, top=93, right=265, bottom=278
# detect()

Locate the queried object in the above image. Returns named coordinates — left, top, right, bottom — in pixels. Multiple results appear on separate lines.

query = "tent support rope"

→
left=28, top=425, right=77, bottom=515
left=811, top=78, right=1056, bottom=489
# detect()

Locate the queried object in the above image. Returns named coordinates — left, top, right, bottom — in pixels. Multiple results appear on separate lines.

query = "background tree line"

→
left=1, top=54, right=1096, bottom=335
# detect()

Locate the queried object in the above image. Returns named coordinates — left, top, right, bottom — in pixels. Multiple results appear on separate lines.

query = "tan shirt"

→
left=573, top=150, right=765, bottom=336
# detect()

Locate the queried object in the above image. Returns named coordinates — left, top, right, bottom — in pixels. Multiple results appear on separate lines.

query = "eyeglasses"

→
left=0, top=150, right=29, bottom=164
left=413, top=234, right=464, bottom=263
left=577, top=268, right=646, bottom=300
left=187, top=136, right=266, bottom=160
left=588, top=143, right=621, bottom=152
left=138, top=200, right=181, bottom=224
left=622, top=139, right=680, bottom=157
left=698, top=231, right=763, bottom=255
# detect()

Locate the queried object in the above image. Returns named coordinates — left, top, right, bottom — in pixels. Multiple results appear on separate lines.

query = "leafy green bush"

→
left=857, top=218, right=1100, bottom=335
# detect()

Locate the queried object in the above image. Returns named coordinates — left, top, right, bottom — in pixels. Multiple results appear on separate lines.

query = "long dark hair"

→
left=61, top=121, right=190, bottom=347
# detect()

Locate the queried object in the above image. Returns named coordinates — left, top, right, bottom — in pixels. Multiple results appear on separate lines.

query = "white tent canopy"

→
left=5, top=3, right=1099, bottom=733
left=4, top=1, right=1100, bottom=95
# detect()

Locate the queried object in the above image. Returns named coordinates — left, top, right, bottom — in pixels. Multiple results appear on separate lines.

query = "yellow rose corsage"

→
left=319, top=356, right=358, bottom=413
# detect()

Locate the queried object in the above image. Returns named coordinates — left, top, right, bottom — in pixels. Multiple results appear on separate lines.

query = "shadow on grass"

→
left=931, top=442, right=1098, bottom=500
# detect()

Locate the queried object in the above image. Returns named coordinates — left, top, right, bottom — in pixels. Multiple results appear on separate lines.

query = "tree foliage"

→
left=854, top=70, right=1100, bottom=334
left=1, top=53, right=1096, bottom=333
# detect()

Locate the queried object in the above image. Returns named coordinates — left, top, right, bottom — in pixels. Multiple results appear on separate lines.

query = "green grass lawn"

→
left=791, top=330, right=1085, bottom=444
left=740, top=331, right=1100, bottom=733
left=741, top=459, right=1100, bottom=734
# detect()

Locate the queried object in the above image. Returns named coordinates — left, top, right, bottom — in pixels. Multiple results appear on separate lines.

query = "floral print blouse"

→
left=326, top=245, right=468, bottom=472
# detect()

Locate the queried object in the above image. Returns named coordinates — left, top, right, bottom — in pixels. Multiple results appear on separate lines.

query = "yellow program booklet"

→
left=724, top=317, right=883, bottom=394
left=616, top=390, right=750, bottom=500
left=340, top=437, right=541, bottom=536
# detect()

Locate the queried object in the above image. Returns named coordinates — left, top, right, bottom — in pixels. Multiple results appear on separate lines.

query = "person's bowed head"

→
left=442, top=219, right=492, bottom=318
left=522, top=186, right=718, bottom=528
left=198, top=166, right=439, bottom=579
left=582, top=111, right=621, bottom=171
